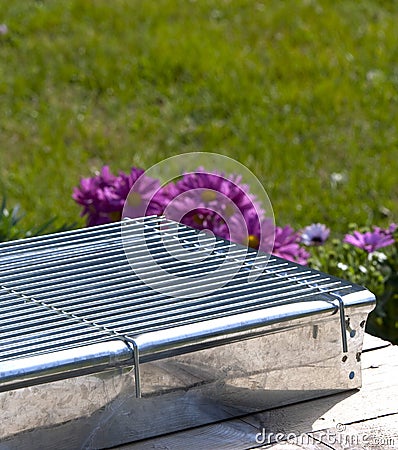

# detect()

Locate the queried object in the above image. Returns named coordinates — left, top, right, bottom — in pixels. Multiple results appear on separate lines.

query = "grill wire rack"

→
left=0, top=216, right=375, bottom=448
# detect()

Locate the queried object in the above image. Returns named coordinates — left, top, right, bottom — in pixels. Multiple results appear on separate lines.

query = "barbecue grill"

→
left=0, top=216, right=375, bottom=449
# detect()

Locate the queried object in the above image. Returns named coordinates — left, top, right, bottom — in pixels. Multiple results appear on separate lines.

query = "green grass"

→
left=1, top=0, right=398, bottom=233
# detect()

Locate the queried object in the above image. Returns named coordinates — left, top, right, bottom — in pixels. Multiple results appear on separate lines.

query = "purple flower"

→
left=120, top=168, right=166, bottom=218
left=162, top=168, right=266, bottom=243
left=164, top=185, right=230, bottom=233
left=225, top=212, right=275, bottom=252
left=300, top=223, right=330, bottom=246
left=73, top=166, right=164, bottom=226
left=0, top=24, right=8, bottom=36
left=272, top=225, right=310, bottom=265
left=344, top=228, right=395, bottom=253
left=73, top=166, right=121, bottom=226
left=166, top=169, right=263, bottom=216
left=159, top=168, right=279, bottom=254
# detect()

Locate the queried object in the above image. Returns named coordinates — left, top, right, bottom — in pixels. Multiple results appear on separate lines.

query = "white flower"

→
left=368, top=251, right=387, bottom=263
left=337, top=262, right=348, bottom=271
left=366, top=69, right=385, bottom=83
left=359, top=265, right=367, bottom=274
left=330, top=172, right=347, bottom=188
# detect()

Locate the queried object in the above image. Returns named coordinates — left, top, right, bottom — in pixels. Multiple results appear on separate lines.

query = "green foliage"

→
left=0, top=197, right=24, bottom=241
left=370, top=273, right=398, bottom=344
left=309, top=243, right=384, bottom=298
left=0, top=197, right=73, bottom=241
left=308, top=227, right=398, bottom=344
left=0, top=0, right=398, bottom=231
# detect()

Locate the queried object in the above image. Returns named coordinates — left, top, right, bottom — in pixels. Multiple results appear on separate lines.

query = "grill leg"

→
left=126, top=338, right=141, bottom=398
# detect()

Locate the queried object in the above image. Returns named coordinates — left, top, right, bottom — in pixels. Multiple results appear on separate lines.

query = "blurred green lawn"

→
left=1, top=0, right=397, bottom=233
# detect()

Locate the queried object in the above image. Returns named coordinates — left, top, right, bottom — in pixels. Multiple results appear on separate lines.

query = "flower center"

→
left=247, top=234, right=260, bottom=249
left=191, top=213, right=204, bottom=225
left=201, top=190, right=217, bottom=202
left=127, top=192, right=142, bottom=207
left=311, top=236, right=323, bottom=244
left=108, top=211, right=122, bottom=221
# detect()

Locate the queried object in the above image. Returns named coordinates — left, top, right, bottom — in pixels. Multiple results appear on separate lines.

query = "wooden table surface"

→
left=117, top=334, right=398, bottom=450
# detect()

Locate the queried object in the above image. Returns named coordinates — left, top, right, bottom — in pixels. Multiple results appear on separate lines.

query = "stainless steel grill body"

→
left=0, top=217, right=375, bottom=449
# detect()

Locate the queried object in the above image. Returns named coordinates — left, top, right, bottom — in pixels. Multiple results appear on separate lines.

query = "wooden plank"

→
left=256, top=437, right=331, bottom=450
left=116, top=419, right=332, bottom=450
left=362, top=333, right=391, bottom=352
left=116, top=419, right=258, bottom=450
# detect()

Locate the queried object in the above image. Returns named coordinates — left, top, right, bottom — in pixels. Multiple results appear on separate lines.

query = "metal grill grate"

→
left=0, top=216, right=368, bottom=393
